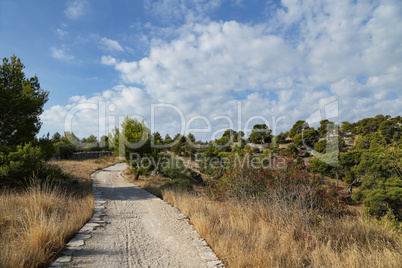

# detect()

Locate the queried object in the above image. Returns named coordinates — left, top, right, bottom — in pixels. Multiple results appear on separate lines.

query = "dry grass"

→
left=162, top=189, right=402, bottom=268
left=122, top=168, right=168, bottom=198
left=121, top=165, right=402, bottom=267
left=0, top=156, right=119, bottom=268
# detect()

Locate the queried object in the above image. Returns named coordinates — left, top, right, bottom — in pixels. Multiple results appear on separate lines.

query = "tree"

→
left=174, top=133, right=186, bottom=143
left=99, top=135, right=109, bottom=149
left=0, top=55, right=49, bottom=147
left=153, top=132, right=163, bottom=146
left=111, top=117, right=153, bottom=162
left=341, top=121, right=356, bottom=134
left=165, top=134, right=173, bottom=144
left=276, top=132, right=287, bottom=144
left=314, top=140, right=327, bottom=153
left=317, top=120, right=335, bottom=138
left=286, top=144, right=299, bottom=157
left=81, top=134, right=98, bottom=149
left=289, top=120, right=308, bottom=138
left=51, top=132, right=61, bottom=143
left=222, top=129, right=236, bottom=139
left=249, top=124, right=272, bottom=144
left=235, top=131, right=245, bottom=143
left=293, top=128, right=319, bottom=148
left=187, top=133, right=196, bottom=143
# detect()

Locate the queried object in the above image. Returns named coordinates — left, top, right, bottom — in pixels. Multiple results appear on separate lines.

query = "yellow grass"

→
left=162, top=189, right=402, bottom=268
left=0, top=156, right=119, bottom=268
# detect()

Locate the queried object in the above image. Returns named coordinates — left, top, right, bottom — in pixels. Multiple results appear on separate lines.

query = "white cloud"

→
left=41, top=85, right=152, bottom=139
left=43, top=0, right=402, bottom=140
left=144, top=0, right=223, bottom=23
left=101, top=55, right=118, bottom=66
left=65, top=0, right=87, bottom=19
left=99, top=37, right=124, bottom=52
left=56, top=29, right=69, bottom=40
left=51, top=47, right=75, bottom=62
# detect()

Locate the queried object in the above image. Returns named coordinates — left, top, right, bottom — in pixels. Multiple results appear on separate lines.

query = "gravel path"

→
left=51, top=163, right=222, bottom=268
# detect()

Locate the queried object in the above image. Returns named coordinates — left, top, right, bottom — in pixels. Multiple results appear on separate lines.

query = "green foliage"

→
left=34, top=133, right=56, bottom=160
left=159, top=156, right=196, bottom=190
left=199, top=144, right=223, bottom=174
left=174, top=133, right=186, bottom=143
left=358, top=187, right=402, bottom=220
left=286, top=144, right=299, bottom=157
left=309, top=157, right=332, bottom=177
left=293, top=128, right=319, bottom=148
left=0, top=142, right=67, bottom=187
left=56, top=144, right=77, bottom=159
left=341, top=119, right=402, bottom=220
left=163, top=178, right=193, bottom=190
left=165, top=134, right=173, bottom=144
left=120, top=117, right=153, bottom=162
left=51, top=132, right=61, bottom=143
left=249, top=124, right=272, bottom=145
left=208, top=155, right=348, bottom=217
left=275, top=132, right=287, bottom=144
left=341, top=121, right=356, bottom=134
left=0, top=55, right=49, bottom=147
left=0, top=143, right=43, bottom=183
left=153, top=132, right=163, bottom=146
left=314, top=140, right=327, bottom=153
left=99, top=135, right=109, bottom=149
left=317, top=119, right=334, bottom=138
left=289, top=120, right=308, bottom=138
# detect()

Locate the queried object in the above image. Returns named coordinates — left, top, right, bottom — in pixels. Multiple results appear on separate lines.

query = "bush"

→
left=163, top=179, right=193, bottom=191
left=56, top=144, right=76, bottom=159
left=352, top=176, right=402, bottom=220
left=34, top=134, right=56, bottom=160
left=208, top=154, right=349, bottom=218
left=38, top=164, right=67, bottom=182
left=0, top=143, right=44, bottom=186
left=0, top=143, right=67, bottom=187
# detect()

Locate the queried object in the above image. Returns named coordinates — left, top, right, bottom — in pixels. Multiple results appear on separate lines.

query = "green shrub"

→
left=56, top=144, right=76, bottom=159
left=0, top=143, right=44, bottom=186
left=38, top=164, right=68, bottom=182
left=163, top=179, right=193, bottom=191
left=0, top=143, right=67, bottom=187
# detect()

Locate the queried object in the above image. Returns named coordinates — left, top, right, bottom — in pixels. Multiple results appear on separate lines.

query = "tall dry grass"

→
left=0, top=156, right=119, bottom=268
left=162, top=189, right=402, bottom=268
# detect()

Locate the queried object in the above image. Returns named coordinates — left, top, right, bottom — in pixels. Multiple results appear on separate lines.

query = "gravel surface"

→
left=51, top=163, right=222, bottom=268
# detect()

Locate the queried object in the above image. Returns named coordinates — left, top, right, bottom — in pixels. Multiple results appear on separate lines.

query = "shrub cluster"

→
left=208, top=155, right=349, bottom=219
left=0, top=143, right=65, bottom=187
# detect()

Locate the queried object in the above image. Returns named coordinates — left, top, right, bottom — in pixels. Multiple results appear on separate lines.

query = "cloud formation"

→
left=65, top=0, right=87, bottom=19
left=43, top=0, right=402, bottom=140
left=99, top=37, right=125, bottom=52
left=51, top=47, right=75, bottom=62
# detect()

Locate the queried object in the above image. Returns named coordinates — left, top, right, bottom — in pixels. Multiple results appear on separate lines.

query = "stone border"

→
left=50, top=169, right=106, bottom=267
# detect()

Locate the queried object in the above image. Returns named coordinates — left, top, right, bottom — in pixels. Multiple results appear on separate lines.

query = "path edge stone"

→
left=50, top=169, right=107, bottom=267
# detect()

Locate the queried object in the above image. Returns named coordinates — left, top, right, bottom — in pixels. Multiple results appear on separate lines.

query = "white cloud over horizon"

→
left=41, top=0, right=402, bottom=141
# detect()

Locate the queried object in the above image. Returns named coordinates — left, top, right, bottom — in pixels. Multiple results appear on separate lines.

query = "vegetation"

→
left=123, top=115, right=401, bottom=267
left=0, top=157, right=119, bottom=268
left=163, top=189, right=401, bottom=268
left=0, top=55, right=49, bottom=147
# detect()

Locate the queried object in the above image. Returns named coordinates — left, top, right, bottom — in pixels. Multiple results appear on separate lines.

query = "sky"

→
left=1, top=0, right=401, bottom=141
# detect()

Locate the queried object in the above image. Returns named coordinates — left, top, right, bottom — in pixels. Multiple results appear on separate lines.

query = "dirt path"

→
left=52, top=163, right=222, bottom=268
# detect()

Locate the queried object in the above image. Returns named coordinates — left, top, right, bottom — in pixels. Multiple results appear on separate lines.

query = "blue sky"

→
left=1, top=0, right=401, bottom=141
